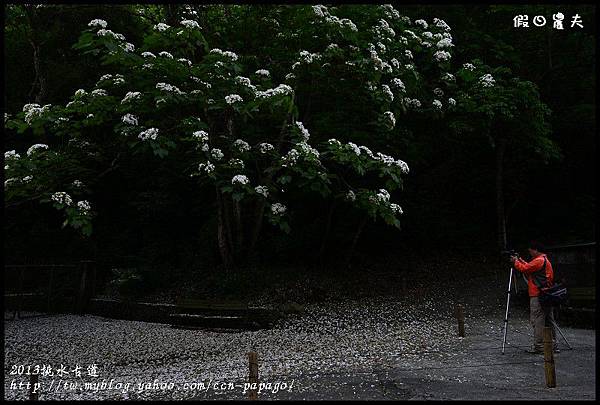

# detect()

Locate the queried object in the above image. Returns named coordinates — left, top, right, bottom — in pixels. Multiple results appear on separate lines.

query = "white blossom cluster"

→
left=390, top=203, right=404, bottom=214
left=433, top=18, right=451, bottom=32
left=198, top=161, right=215, bottom=174
left=312, top=5, right=358, bottom=32
left=192, top=130, right=208, bottom=142
left=209, top=48, right=239, bottom=61
left=72, top=180, right=84, bottom=188
left=121, top=91, right=142, bottom=104
left=255, top=84, right=293, bottom=99
left=177, top=58, right=192, bottom=66
left=442, top=73, right=455, bottom=82
left=346, top=190, right=356, bottom=201
left=74, top=89, right=86, bottom=98
left=22, top=103, right=51, bottom=124
left=271, top=202, right=287, bottom=216
left=156, top=82, right=184, bottom=95
left=415, top=19, right=428, bottom=29
left=154, top=23, right=171, bottom=32
left=122, top=113, right=138, bottom=126
left=97, top=73, right=125, bottom=86
left=368, top=47, right=392, bottom=74
left=381, top=4, right=400, bottom=20
left=142, top=51, right=156, bottom=58
left=348, top=142, right=361, bottom=156
left=383, top=111, right=396, bottom=129
left=96, top=29, right=125, bottom=41
left=88, top=19, right=107, bottom=28
left=231, top=174, right=249, bottom=185
left=255, top=69, right=270, bottom=77
left=448, top=98, right=456, bottom=107
left=433, top=88, right=444, bottom=97
left=77, top=200, right=92, bottom=215
left=159, top=51, right=174, bottom=59
left=5, top=150, right=20, bottom=160
left=180, top=20, right=200, bottom=29
left=233, top=139, right=251, bottom=153
left=433, top=50, right=451, bottom=62
left=390, top=78, right=406, bottom=92
left=295, top=141, right=320, bottom=159
left=51, top=192, right=72, bottom=206
left=138, top=128, right=159, bottom=141
left=190, top=76, right=212, bottom=88
left=258, top=143, right=274, bottom=154
left=372, top=19, right=396, bottom=39
left=381, top=84, right=394, bottom=102
left=436, top=38, right=454, bottom=49
left=329, top=139, right=409, bottom=174
left=373, top=188, right=391, bottom=204
left=432, top=99, right=443, bottom=109
left=235, top=76, right=256, bottom=91
left=91, top=89, right=107, bottom=97
left=325, top=43, right=340, bottom=52
left=281, top=149, right=300, bottom=167
left=479, top=74, right=496, bottom=87
left=211, top=148, right=224, bottom=160
left=4, top=178, right=17, bottom=188
left=296, top=50, right=321, bottom=66
left=228, top=158, right=244, bottom=169
left=254, top=185, right=268, bottom=198
left=26, top=143, right=48, bottom=156
left=295, top=122, right=310, bottom=141
left=225, top=94, right=243, bottom=104
left=463, top=63, right=475, bottom=71
left=404, top=98, right=422, bottom=108
left=22, top=175, right=33, bottom=183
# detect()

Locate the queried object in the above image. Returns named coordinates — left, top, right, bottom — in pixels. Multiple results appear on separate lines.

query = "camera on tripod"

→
left=500, top=249, right=518, bottom=261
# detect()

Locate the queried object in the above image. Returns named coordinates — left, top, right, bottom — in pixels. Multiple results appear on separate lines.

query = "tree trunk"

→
left=24, top=6, right=47, bottom=103
left=318, top=201, right=336, bottom=266
left=232, top=197, right=244, bottom=260
left=495, top=137, right=508, bottom=251
left=216, top=187, right=234, bottom=271
left=345, top=214, right=368, bottom=269
left=164, top=4, right=180, bottom=26
left=248, top=200, right=265, bottom=258
left=247, top=94, right=296, bottom=258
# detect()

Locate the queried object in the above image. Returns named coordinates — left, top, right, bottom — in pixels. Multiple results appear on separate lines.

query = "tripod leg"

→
left=502, top=268, right=514, bottom=354
left=550, top=319, right=573, bottom=349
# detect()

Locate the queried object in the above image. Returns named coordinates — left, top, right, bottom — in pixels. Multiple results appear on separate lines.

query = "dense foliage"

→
left=3, top=5, right=595, bottom=282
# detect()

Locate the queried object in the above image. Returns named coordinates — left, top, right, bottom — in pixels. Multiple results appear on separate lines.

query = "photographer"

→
left=510, top=240, right=559, bottom=354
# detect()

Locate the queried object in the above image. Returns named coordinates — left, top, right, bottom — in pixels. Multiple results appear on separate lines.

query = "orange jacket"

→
left=514, top=254, right=554, bottom=297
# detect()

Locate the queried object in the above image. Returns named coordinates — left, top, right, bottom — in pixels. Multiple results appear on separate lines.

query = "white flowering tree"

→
left=5, top=4, right=478, bottom=269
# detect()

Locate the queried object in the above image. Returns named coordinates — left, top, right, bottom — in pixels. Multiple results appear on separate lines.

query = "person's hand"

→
left=510, top=255, right=518, bottom=264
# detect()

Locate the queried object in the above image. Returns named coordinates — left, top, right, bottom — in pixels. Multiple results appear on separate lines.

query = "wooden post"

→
left=247, top=351, right=258, bottom=400
left=456, top=304, right=465, bottom=337
left=543, top=327, right=556, bottom=388
left=29, top=373, right=39, bottom=400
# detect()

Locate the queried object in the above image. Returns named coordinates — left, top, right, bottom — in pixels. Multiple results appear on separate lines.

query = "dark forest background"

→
left=3, top=4, right=596, bottom=297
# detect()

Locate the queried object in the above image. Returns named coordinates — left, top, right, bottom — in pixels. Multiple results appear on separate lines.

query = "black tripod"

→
left=501, top=266, right=572, bottom=354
